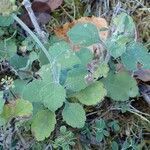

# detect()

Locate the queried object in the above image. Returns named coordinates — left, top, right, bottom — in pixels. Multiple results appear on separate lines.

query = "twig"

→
left=60, top=6, right=75, bottom=21
left=16, top=127, right=28, bottom=149
left=129, top=105, right=150, bottom=117
left=22, top=0, right=47, bottom=43
left=110, top=107, right=150, bottom=124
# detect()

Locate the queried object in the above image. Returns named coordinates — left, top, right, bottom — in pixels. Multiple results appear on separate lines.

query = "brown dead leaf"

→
left=32, top=1, right=51, bottom=13
left=21, top=12, right=51, bottom=28
left=54, top=16, right=108, bottom=41
left=54, top=22, right=74, bottom=40
left=33, top=0, right=63, bottom=11
left=139, top=83, right=150, bottom=105
left=134, top=69, right=150, bottom=82
left=21, top=0, right=63, bottom=27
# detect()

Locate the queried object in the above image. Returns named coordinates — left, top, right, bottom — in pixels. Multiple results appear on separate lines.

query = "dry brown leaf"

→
left=54, top=22, right=74, bottom=40
left=134, top=69, right=150, bottom=82
left=21, top=0, right=63, bottom=28
left=139, top=84, right=150, bottom=105
left=33, top=0, right=63, bottom=11
left=21, top=12, right=51, bottom=28
left=54, top=16, right=108, bottom=41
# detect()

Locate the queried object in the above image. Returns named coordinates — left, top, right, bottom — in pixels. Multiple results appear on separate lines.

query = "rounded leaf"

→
left=31, top=109, right=56, bottom=141
left=74, top=81, right=107, bottom=105
left=103, top=72, right=139, bottom=101
left=121, top=42, right=150, bottom=71
left=41, top=83, right=66, bottom=112
left=0, top=99, right=33, bottom=122
left=49, top=41, right=80, bottom=69
left=67, top=23, right=100, bottom=47
left=62, top=103, right=86, bottom=128
left=64, top=66, right=88, bottom=92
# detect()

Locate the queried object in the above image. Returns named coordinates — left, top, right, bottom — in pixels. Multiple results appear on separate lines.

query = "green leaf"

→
left=23, top=80, right=43, bottom=103
left=121, top=42, right=150, bottom=71
left=64, top=66, right=88, bottom=92
left=111, top=141, right=119, bottom=150
left=0, top=27, right=4, bottom=36
left=74, top=81, right=107, bottom=105
left=0, top=15, right=14, bottom=26
left=96, top=131, right=104, bottom=142
left=0, top=39, right=17, bottom=59
left=0, top=99, right=33, bottom=122
left=67, top=23, right=100, bottom=47
left=62, top=103, right=86, bottom=128
left=75, top=47, right=93, bottom=66
left=103, top=130, right=109, bottom=137
left=40, top=83, right=66, bottom=112
left=103, top=72, right=139, bottom=101
left=14, top=99, right=33, bottom=117
left=10, top=54, right=29, bottom=69
left=22, top=65, right=53, bottom=103
left=113, top=12, right=135, bottom=36
left=0, top=118, right=5, bottom=126
left=0, top=92, right=4, bottom=114
left=93, top=63, right=109, bottom=79
left=49, top=41, right=80, bottom=69
left=106, top=35, right=131, bottom=58
left=96, top=119, right=106, bottom=129
left=31, top=109, right=56, bottom=141
left=0, top=0, right=17, bottom=16
left=108, top=120, right=120, bottom=132
left=13, top=79, right=27, bottom=96
left=23, top=65, right=66, bottom=112
left=39, top=50, right=49, bottom=65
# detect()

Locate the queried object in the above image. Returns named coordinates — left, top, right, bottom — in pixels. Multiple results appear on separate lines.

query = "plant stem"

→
left=12, top=14, right=58, bottom=82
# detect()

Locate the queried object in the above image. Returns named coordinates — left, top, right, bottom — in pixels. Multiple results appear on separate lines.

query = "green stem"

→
left=11, top=14, right=58, bottom=82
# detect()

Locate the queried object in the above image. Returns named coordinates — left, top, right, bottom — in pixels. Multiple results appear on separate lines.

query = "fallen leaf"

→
left=134, top=69, right=150, bottom=82
left=32, top=1, right=51, bottom=13
left=54, top=22, right=74, bottom=41
left=54, top=16, right=108, bottom=41
left=139, top=83, right=150, bottom=105
left=21, top=0, right=63, bottom=28
left=20, top=12, right=51, bottom=28
left=33, top=0, right=63, bottom=11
